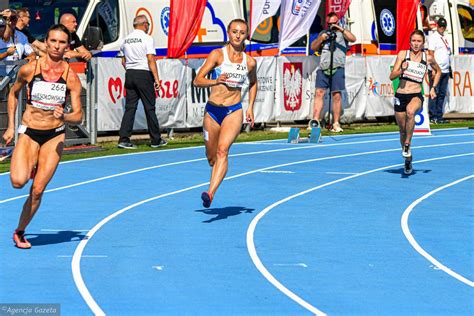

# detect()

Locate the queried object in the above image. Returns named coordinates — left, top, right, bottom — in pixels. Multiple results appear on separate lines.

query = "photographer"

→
left=0, top=9, right=35, bottom=98
left=0, top=9, right=35, bottom=62
left=310, top=12, right=355, bottom=132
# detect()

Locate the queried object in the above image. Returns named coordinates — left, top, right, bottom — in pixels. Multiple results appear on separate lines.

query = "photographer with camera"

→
left=0, top=9, right=35, bottom=62
left=0, top=9, right=35, bottom=98
left=310, top=12, right=355, bottom=132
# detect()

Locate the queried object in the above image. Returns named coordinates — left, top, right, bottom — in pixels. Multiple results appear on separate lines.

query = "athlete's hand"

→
left=246, top=108, right=254, bottom=128
left=429, top=87, right=437, bottom=99
left=2, top=127, right=14, bottom=146
left=53, top=106, right=65, bottom=120
left=215, top=73, right=228, bottom=85
left=401, top=61, right=408, bottom=71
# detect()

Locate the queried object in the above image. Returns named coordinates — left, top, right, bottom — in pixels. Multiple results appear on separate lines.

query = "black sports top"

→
left=27, top=60, right=70, bottom=111
left=400, top=50, right=428, bottom=84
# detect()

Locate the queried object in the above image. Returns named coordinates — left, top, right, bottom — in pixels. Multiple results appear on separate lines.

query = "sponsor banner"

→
left=241, top=57, right=277, bottom=123
left=186, top=59, right=209, bottom=127
left=279, top=0, right=322, bottom=52
left=97, top=58, right=126, bottom=131
left=365, top=55, right=396, bottom=117
left=373, top=0, right=396, bottom=46
left=96, top=58, right=186, bottom=131
left=275, top=56, right=318, bottom=121
left=344, top=55, right=367, bottom=119
left=326, top=0, right=351, bottom=21
left=156, top=59, right=187, bottom=127
left=446, top=55, right=474, bottom=114
left=250, top=0, right=281, bottom=38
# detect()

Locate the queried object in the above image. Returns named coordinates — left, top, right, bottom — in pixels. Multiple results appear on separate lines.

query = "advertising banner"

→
left=241, top=57, right=278, bottom=123
left=275, top=56, right=318, bottom=121
left=447, top=55, right=474, bottom=114
left=96, top=58, right=186, bottom=131
left=365, top=56, right=396, bottom=117
left=186, top=59, right=209, bottom=127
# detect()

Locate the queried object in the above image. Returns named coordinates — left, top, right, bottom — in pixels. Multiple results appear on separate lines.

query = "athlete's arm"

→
left=389, top=50, right=406, bottom=81
left=427, top=55, right=441, bottom=99
left=2, top=63, right=31, bottom=145
left=60, top=69, right=83, bottom=124
left=193, top=49, right=226, bottom=87
left=246, top=56, right=257, bottom=128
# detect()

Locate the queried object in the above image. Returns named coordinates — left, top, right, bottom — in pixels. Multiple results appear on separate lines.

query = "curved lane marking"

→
left=73, top=144, right=473, bottom=314
left=401, top=175, right=474, bottom=287
left=247, top=153, right=474, bottom=315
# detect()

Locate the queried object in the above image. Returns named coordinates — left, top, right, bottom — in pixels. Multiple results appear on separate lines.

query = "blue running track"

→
left=1, top=128, right=473, bottom=315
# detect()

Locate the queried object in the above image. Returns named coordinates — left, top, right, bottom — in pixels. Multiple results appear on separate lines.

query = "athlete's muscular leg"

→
left=207, top=110, right=243, bottom=198
left=17, top=135, right=64, bottom=231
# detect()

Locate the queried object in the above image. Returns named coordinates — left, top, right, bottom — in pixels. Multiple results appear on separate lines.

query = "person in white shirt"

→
left=427, top=17, right=451, bottom=124
left=117, top=15, right=166, bottom=149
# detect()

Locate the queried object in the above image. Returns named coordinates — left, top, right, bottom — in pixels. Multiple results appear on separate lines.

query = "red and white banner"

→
left=167, top=0, right=207, bottom=58
left=96, top=58, right=186, bottom=131
left=326, top=0, right=351, bottom=20
left=241, top=57, right=278, bottom=123
left=250, top=0, right=280, bottom=38
left=275, top=56, right=318, bottom=121
left=396, top=0, right=420, bottom=51
left=279, top=0, right=322, bottom=52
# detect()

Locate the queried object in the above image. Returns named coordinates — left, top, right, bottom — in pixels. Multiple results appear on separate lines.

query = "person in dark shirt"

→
left=15, top=8, right=46, bottom=55
left=59, top=13, right=92, bottom=61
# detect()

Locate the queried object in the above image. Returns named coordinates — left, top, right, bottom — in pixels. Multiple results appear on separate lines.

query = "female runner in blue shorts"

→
left=389, top=30, right=440, bottom=175
left=3, top=24, right=83, bottom=248
left=193, top=19, right=257, bottom=208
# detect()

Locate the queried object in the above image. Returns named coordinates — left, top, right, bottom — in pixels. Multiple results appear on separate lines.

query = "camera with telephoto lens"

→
left=0, top=9, right=17, bottom=25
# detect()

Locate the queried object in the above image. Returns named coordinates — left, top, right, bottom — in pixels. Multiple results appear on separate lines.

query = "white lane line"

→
left=2, top=135, right=471, bottom=204
left=401, top=175, right=474, bottom=287
left=246, top=153, right=474, bottom=316
left=71, top=143, right=473, bottom=315
left=59, top=255, right=107, bottom=258
left=0, top=128, right=470, bottom=177
left=326, top=172, right=359, bottom=175
left=273, top=263, right=308, bottom=268
left=0, top=138, right=283, bottom=177
left=41, top=229, right=90, bottom=232
left=260, top=170, right=295, bottom=174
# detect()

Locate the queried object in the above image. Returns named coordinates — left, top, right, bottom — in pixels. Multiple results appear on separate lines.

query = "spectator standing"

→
left=117, top=15, right=166, bottom=149
left=427, top=17, right=451, bottom=124
left=59, top=13, right=92, bottom=61
left=310, top=12, right=356, bottom=132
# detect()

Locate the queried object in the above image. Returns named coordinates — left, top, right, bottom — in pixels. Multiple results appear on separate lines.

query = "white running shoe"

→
left=402, top=143, right=411, bottom=158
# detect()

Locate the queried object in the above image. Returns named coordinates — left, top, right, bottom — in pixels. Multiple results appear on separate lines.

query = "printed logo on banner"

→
left=108, top=77, right=123, bottom=103
left=161, top=7, right=170, bottom=36
left=367, top=77, right=394, bottom=96
left=283, top=62, right=303, bottom=111
left=380, top=9, right=395, bottom=36
left=291, top=0, right=304, bottom=15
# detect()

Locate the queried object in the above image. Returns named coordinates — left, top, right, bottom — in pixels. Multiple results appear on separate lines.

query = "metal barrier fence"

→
left=0, top=60, right=97, bottom=147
